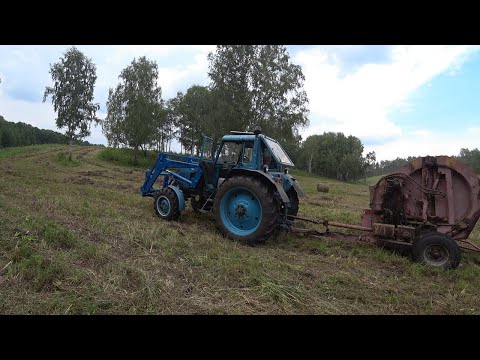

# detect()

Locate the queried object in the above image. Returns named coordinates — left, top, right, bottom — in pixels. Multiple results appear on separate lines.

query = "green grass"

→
left=56, top=152, right=81, bottom=167
left=98, top=147, right=159, bottom=168
left=364, top=175, right=384, bottom=185
left=1, top=144, right=480, bottom=314
left=0, top=144, right=63, bottom=159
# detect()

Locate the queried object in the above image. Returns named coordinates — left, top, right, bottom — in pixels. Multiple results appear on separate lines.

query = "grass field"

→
left=1, top=144, right=480, bottom=314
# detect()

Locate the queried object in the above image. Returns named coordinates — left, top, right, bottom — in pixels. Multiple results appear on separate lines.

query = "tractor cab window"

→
left=242, top=141, right=254, bottom=163
left=218, top=141, right=243, bottom=164
left=261, top=142, right=277, bottom=170
left=200, top=135, right=214, bottom=161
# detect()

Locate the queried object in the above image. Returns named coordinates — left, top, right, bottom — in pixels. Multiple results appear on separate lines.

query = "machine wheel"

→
left=213, top=176, right=280, bottom=244
left=281, top=188, right=299, bottom=220
left=412, top=232, right=461, bottom=269
left=154, top=187, right=180, bottom=221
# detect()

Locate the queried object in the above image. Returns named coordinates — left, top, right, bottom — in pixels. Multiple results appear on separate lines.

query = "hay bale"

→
left=317, top=184, right=329, bottom=193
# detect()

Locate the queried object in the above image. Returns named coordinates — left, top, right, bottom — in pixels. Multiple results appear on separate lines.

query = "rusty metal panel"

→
left=361, top=209, right=373, bottom=228
left=370, top=155, right=480, bottom=241
left=373, top=223, right=395, bottom=238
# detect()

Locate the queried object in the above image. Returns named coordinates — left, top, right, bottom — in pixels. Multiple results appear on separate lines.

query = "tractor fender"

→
left=291, top=178, right=305, bottom=198
left=279, top=174, right=305, bottom=198
left=226, top=169, right=290, bottom=203
left=167, top=185, right=186, bottom=211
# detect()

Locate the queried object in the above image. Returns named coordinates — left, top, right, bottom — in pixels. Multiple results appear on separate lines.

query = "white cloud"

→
left=295, top=45, right=478, bottom=146
left=368, top=129, right=480, bottom=161
left=0, top=96, right=56, bottom=130
left=2, top=45, right=480, bottom=157
left=90, top=45, right=215, bottom=105
left=0, top=45, right=216, bottom=145
left=157, top=51, right=212, bottom=98
left=467, top=127, right=480, bottom=135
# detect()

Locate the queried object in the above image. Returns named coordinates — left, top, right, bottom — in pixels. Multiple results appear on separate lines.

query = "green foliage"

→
left=171, top=86, right=223, bottom=155
left=297, top=132, right=366, bottom=181
left=0, top=115, right=92, bottom=149
left=207, top=45, right=309, bottom=152
left=102, top=85, right=125, bottom=148
left=43, top=46, right=100, bottom=159
left=367, top=157, right=415, bottom=177
left=102, top=56, right=163, bottom=164
left=98, top=147, right=159, bottom=168
left=457, top=148, right=480, bottom=173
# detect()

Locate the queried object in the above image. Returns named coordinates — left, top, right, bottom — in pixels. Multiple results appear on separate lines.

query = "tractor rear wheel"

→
left=154, top=187, right=181, bottom=221
left=411, top=232, right=461, bottom=269
left=213, top=176, right=280, bottom=244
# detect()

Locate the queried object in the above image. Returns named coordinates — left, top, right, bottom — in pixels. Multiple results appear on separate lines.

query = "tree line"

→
left=295, top=132, right=376, bottom=181
left=43, top=46, right=309, bottom=164
left=0, top=115, right=92, bottom=148
left=39, top=46, right=479, bottom=182
left=39, top=46, right=375, bottom=180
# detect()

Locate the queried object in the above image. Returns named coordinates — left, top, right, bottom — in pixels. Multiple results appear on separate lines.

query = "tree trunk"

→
left=68, top=138, right=73, bottom=161
left=307, top=153, right=314, bottom=174
left=134, top=145, right=138, bottom=165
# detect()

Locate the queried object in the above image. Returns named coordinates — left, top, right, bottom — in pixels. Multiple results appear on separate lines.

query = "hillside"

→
left=1, top=145, right=480, bottom=314
left=0, top=115, right=94, bottom=148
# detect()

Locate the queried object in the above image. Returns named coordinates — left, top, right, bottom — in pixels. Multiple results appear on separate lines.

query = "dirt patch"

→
left=79, top=170, right=107, bottom=177
left=111, top=167, right=135, bottom=175
left=64, top=176, right=95, bottom=185
left=115, top=183, right=137, bottom=192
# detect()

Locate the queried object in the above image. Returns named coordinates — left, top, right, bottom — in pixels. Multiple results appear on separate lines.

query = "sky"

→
left=1, top=45, right=479, bottom=162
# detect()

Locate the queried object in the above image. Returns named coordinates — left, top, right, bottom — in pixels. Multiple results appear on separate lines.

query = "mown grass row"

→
left=2, top=145, right=480, bottom=314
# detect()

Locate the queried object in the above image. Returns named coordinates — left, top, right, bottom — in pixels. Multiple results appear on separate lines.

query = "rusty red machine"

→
left=290, top=155, right=480, bottom=269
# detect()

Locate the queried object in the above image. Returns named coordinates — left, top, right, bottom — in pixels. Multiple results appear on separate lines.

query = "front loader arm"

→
left=140, top=153, right=201, bottom=197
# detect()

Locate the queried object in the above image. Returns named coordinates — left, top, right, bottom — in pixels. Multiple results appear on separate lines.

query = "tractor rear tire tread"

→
left=282, top=188, right=299, bottom=219
left=213, top=175, right=279, bottom=244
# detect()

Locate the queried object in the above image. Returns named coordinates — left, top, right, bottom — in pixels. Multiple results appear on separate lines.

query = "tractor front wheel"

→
left=213, top=176, right=279, bottom=244
left=154, top=187, right=181, bottom=221
left=411, top=232, right=461, bottom=269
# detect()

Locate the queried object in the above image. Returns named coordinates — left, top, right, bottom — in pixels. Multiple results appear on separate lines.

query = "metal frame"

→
left=141, top=153, right=203, bottom=197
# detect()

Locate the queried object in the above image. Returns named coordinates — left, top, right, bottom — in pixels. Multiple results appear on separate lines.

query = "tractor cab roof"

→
left=221, top=134, right=257, bottom=142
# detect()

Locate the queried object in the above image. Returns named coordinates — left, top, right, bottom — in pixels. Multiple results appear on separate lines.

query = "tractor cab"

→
left=196, top=128, right=297, bottom=198
left=213, top=128, right=294, bottom=174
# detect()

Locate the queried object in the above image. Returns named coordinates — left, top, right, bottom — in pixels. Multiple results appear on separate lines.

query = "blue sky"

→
left=0, top=45, right=479, bottom=161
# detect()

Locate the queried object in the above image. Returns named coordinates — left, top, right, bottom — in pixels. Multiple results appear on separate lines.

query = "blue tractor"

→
left=141, top=127, right=304, bottom=243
